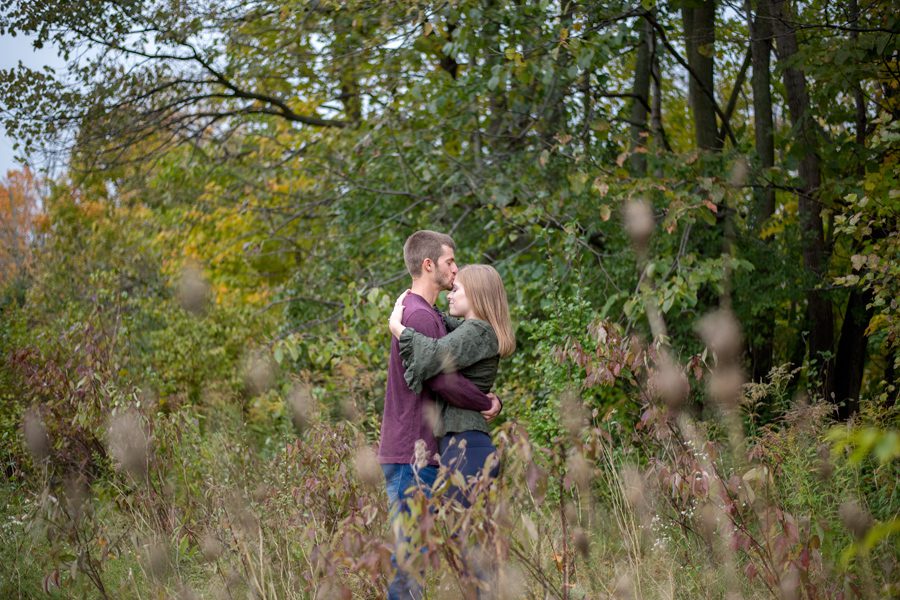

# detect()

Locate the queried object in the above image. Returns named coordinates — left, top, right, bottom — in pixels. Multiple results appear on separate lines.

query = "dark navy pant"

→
left=439, top=431, right=499, bottom=508
left=439, top=431, right=499, bottom=598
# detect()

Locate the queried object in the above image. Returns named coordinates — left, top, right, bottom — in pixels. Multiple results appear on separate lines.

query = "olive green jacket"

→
left=398, top=316, right=499, bottom=437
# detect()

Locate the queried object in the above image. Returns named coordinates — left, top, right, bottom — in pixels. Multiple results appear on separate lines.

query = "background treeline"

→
left=0, top=0, right=897, bottom=598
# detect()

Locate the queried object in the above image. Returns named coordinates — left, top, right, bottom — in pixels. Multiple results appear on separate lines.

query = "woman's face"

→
left=447, top=280, right=471, bottom=318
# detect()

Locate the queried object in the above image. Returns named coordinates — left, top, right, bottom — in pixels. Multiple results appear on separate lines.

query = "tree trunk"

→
left=834, top=288, right=874, bottom=418
left=886, top=352, right=897, bottom=409
left=768, top=0, right=835, bottom=401
left=828, top=0, right=873, bottom=419
left=745, top=0, right=776, bottom=381
left=748, top=0, right=775, bottom=224
left=629, top=16, right=652, bottom=176
left=850, top=0, right=867, bottom=178
left=649, top=27, right=667, bottom=177
left=682, top=1, right=719, bottom=150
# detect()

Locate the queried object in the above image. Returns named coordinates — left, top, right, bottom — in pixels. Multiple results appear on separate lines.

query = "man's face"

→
left=431, top=245, right=458, bottom=291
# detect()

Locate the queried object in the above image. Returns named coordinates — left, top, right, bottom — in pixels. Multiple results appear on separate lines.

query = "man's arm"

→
left=404, top=308, right=493, bottom=412
left=427, top=371, right=493, bottom=412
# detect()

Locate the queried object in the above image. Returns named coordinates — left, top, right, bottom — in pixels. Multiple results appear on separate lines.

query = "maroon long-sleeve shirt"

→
left=377, top=292, right=492, bottom=465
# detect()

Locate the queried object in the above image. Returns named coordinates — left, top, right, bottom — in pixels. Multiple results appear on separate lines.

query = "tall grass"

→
left=2, top=363, right=897, bottom=598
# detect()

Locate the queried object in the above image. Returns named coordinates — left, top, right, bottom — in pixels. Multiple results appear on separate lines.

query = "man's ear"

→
left=421, top=258, right=433, bottom=273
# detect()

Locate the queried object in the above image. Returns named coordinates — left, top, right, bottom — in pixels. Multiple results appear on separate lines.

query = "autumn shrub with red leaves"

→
left=7, top=319, right=123, bottom=480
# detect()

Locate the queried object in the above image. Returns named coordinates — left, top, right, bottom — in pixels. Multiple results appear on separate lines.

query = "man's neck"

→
left=409, top=279, right=439, bottom=306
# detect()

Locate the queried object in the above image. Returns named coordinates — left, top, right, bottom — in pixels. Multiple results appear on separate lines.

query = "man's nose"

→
left=452, top=264, right=458, bottom=274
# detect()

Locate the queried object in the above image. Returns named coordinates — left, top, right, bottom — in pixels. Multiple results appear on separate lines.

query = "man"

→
left=378, top=230, right=501, bottom=599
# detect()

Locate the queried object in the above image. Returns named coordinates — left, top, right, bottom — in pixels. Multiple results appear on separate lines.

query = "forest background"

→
left=0, top=0, right=897, bottom=598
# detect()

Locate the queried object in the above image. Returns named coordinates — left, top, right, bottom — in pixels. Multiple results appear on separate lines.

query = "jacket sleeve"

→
left=441, top=313, right=465, bottom=332
left=398, top=321, right=497, bottom=393
left=402, top=309, right=493, bottom=411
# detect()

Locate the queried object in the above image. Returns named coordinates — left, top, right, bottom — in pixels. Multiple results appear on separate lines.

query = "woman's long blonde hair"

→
left=457, top=265, right=516, bottom=357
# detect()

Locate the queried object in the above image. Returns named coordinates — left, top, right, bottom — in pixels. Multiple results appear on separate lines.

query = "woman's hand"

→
left=389, top=290, right=410, bottom=339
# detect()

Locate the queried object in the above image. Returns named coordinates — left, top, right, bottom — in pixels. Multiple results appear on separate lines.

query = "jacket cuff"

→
left=398, top=328, right=423, bottom=393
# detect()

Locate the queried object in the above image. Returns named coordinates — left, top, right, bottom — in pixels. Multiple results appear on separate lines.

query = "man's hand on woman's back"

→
left=482, top=392, right=502, bottom=421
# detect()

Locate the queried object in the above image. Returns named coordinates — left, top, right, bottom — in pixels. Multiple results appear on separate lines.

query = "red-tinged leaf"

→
left=705, top=441, right=718, bottom=461
left=704, top=200, right=718, bottom=214
left=636, top=409, right=651, bottom=430
left=799, top=548, right=810, bottom=570
left=744, top=562, right=758, bottom=582
left=690, top=355, right=704, bottom=380
left=773, top=534, right=789, bottom=560
left=692, top=470, right=710, bottom=497
left=783, top=518, right=800, bottom=544
left=526, top=461, right=543, bottom=494
left=43, top=569, right=61, bottom=594
left=658, top=465, right=670, bottom=483
left=723, top=498, right=736, bottom=516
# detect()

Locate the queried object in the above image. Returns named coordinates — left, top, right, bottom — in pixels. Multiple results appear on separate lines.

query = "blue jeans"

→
left=382, top=463, right=437, bottom=600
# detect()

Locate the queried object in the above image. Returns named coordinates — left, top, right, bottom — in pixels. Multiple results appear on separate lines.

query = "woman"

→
left=389, top=264, right=515, bottom=506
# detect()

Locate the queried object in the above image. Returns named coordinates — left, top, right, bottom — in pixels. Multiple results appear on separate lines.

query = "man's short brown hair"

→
left=403, top=230, right=455, bottom=277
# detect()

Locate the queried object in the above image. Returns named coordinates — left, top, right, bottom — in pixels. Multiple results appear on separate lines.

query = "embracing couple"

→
left=377, top=230, right=515, bottom=599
